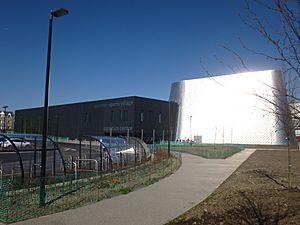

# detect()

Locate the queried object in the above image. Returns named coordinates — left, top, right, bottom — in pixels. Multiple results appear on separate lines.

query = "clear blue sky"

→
left=1, top=0, right=282, bottom=111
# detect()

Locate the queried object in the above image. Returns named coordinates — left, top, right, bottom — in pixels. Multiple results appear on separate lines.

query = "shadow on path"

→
left=12, top=149, right=255, bottom=225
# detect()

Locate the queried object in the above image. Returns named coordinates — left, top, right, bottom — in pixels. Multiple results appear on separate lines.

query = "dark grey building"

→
left=15, top=96, right=178, bottom=143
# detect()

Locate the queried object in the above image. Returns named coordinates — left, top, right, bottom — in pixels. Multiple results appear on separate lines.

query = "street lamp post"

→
left=3, top=106, right=8, bottom=133
left=168, top=101, right=171, bottom=157
left=190, top=115, right=192, bottom=145
left=40, top=8, right=69, bottom=207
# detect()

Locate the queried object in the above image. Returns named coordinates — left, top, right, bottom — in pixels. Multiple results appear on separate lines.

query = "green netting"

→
left=0, top=153, right=181, bottom=223
left=158, top=143, right=246, bottom=159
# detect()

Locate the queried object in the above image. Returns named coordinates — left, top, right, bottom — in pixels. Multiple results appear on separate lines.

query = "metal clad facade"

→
left=169, top=70, right=288, bottom=144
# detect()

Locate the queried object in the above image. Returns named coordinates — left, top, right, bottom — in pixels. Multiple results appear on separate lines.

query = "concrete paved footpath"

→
left=12, top=149, right=255, bottom=225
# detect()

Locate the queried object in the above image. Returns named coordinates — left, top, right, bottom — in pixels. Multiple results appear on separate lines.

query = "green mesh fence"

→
left=158, top=143, right=246, bottom=159
left=0, top=153, right=181, bottom=223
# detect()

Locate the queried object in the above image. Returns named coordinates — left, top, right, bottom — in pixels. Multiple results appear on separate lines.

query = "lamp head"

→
left=51, top=8, right=69, bottom=17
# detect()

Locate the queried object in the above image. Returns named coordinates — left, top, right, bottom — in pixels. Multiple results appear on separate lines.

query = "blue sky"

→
left=0, top=0, right=283, bottom=111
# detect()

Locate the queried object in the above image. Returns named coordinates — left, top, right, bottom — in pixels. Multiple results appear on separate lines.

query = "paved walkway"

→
left=11, top=149, right=255, bottom=225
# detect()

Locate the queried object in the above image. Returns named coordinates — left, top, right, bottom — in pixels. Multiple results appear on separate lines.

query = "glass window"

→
left=111, top=110, right=119, bottom=122
left=140, top=112, right=144, bottom=122
left=158, top=113, right=162, bottom=124
left=119, top=110, right=123, bottom=121
left=124, top=110, right=128, bottom=121
left=119, top=110, right=128, bottom=121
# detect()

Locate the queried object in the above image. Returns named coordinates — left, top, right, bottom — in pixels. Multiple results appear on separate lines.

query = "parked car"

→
left=0, top=138, right=31, bottom=148
left=0, top=138, right=11, bottom=148
left=10, top=138, right=31, bottom=148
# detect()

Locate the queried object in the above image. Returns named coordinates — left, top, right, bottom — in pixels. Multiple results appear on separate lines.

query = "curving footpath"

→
left=11, top=149, right=255, bottom=225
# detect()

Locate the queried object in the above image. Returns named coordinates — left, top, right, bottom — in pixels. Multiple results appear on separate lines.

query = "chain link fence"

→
left=0, top=152, right=181, bottom=223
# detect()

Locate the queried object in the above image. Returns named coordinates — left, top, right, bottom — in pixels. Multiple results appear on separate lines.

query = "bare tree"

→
left=240, top=0, right=299, bottom=75
left=240, top=0, right=300, bottom=188
left=201, top=0, right=300, bottom=188
left=253, top=72, right=298, bottom=188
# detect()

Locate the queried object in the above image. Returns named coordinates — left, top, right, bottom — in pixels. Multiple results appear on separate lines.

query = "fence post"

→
left=73, top=162, right=77, bottom=180
left=152, top=129, right=155, bottom=153
left=53, top=142, right=56, bottom=176
left=0, top=163, right=2, bottom=188
left=162, top=159, right=165, bottom=176
left=33, top=137, right=37, bottom=178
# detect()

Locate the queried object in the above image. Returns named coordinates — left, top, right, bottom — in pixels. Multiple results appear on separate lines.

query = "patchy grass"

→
left=167, top=149, right=300, bottom=225
left=159, top=144, right=244, bottom=159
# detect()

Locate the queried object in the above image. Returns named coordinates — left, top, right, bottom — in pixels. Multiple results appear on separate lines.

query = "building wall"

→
left=290, top=102, right=300, bottom=139
left=133, top=97, right=178, bottom=142
left=169, top=70, right=288, bottom=145
left=15, top=96, right=178, bottom=143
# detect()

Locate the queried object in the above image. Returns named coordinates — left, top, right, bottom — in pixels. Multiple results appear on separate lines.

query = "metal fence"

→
left=0, top=152, right=181, bottom=223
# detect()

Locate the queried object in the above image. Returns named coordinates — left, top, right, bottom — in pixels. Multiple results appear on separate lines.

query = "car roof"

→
left=10, top=138, right=24, bottom=141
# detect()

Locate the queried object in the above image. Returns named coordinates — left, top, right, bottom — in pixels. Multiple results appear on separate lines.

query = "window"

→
left=124, top=110, right=128, bottom=121
left=111, top=110, right=119, bottom=122
left=158, top=113, right=162, bottom=124
left=84, top=113, right=89, bottom=123
left=120, top=110, right=128, bottom=121
left=111, top=110, right=128, bottom=122
left=140, top=112, right=144, bottom=122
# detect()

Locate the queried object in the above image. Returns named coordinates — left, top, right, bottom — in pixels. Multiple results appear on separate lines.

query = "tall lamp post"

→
left=190, top=115, right=193, bottom=145
left=40, top=8, right=69, bottom=207
left=3, top=106, right=8, bottom=133
left=168, top=101, right=171, bottom=157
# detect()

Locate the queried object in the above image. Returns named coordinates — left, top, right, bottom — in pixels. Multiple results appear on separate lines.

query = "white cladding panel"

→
left=170, top=70, right=287, bottom=144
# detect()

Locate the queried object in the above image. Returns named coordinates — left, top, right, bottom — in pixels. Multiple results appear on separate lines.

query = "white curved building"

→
left=169, top=70, right=288, bottom=145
